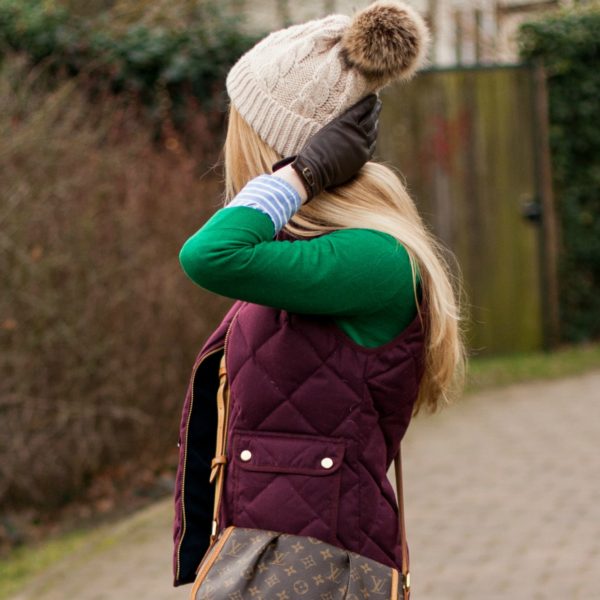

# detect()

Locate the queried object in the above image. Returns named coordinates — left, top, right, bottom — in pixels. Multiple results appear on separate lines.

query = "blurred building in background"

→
left=222, top=0, right=573, bottom=65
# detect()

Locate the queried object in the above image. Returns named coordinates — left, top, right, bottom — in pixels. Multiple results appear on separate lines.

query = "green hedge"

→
left=0, top=0, right=260, bottom=117
left=519, top=7, right=600, bottom=342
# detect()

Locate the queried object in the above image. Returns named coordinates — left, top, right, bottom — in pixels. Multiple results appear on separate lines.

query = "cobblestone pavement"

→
left=399, top=369, right=600, bottom=600
left=11, top=370, right=600, bottom=600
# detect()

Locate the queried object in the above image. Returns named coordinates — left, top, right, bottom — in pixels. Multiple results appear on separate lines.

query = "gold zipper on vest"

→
left=175, top=305, right=243, bottom=582
left=175, top=345, right=222, bottom=582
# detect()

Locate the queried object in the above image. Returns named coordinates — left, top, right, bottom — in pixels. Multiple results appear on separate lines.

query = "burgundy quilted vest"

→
left=173, top=235, right=427, bottom=587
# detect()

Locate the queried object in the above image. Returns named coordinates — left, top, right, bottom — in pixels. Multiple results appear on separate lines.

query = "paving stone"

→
left=390, top=370, right=600, bottom=599
left=10, top=370, right=600, bottom=599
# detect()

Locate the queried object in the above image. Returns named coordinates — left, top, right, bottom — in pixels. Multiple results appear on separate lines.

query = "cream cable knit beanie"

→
left=226, top=1, right=431, bottom=157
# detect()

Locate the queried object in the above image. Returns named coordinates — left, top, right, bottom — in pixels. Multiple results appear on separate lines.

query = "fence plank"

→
left=379, top=65, right=545, bottom=354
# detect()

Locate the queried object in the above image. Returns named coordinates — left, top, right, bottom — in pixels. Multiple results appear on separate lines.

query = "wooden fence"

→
left=379, top=64, right=559, bottom=354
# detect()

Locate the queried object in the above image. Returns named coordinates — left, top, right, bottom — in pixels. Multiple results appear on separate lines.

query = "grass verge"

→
left=466, top=342, right=600, bottom=394
left=0, top=528, right=92, bottom=599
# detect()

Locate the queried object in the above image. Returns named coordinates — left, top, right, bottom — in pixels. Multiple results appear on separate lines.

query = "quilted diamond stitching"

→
left=231, top=320, right=362, bottom=437
left=236, top=469, right=333, bottom=534
left=222, top=302, right=423, bottom=569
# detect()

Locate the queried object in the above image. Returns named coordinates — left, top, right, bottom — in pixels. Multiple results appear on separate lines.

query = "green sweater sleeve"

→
left=179, top=205, right=418, bottom=322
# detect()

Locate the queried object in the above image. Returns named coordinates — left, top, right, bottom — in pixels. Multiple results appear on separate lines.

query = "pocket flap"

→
left=232, top=430, right=345, bottom=476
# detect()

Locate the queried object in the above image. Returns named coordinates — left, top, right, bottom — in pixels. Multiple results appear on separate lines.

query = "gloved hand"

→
left=272, top=94, right=382, bottom=202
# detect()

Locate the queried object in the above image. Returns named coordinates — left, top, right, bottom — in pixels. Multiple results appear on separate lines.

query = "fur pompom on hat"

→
left=226, top=1, right=431, bottom=157
left=340, top=1, right=431, bottom=82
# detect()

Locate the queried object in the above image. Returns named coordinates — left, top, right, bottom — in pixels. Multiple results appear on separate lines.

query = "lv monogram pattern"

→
left=192, top=527, right=399, bottom=600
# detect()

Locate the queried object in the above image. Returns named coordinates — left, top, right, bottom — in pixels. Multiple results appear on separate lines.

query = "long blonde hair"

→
left=224, top=106, right=467, bottom=414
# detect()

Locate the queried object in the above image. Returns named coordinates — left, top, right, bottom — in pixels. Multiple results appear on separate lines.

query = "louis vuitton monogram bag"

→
left=190, top=525, right=402, bottom=600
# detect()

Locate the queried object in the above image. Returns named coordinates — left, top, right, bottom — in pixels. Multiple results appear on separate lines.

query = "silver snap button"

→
left=321, top=457, right=334, bottom=469
left=240, top=449, right=252, bottom=462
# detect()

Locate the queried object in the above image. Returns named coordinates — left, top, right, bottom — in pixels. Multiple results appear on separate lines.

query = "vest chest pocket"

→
left=230, top=429, right=346, bottom=545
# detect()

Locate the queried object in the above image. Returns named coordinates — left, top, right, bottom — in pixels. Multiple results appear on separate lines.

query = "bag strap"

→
left=207, top=354, right=230, bottom=544
left=394, top=448, right=410, bottom=599
left=209, top=353, right=410, bottom=598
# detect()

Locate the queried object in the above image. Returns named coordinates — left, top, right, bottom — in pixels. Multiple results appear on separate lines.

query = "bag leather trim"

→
left=190, top=525, right=234, bottom=598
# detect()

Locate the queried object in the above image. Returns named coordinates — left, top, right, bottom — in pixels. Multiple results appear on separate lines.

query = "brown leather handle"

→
left=208, top=354, right=230, bottom=544
left=394, top=448, right=410, bottom=599
left=210, top=353, right=410, bottom=597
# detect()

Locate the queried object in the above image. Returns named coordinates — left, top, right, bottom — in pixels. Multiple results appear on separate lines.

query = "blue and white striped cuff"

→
left=224, top=174, right=302, bottom=234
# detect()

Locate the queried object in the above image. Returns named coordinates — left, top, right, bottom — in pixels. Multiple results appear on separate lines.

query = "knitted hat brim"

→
left=226, top=57, right=322, bottom=157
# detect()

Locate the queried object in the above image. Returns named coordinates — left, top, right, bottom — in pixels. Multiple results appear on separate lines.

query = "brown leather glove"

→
left=272, top=94, right=382, bottom=202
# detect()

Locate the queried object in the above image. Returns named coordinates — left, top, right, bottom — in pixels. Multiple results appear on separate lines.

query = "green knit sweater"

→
left=179, top=205, right=419, bottom=348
